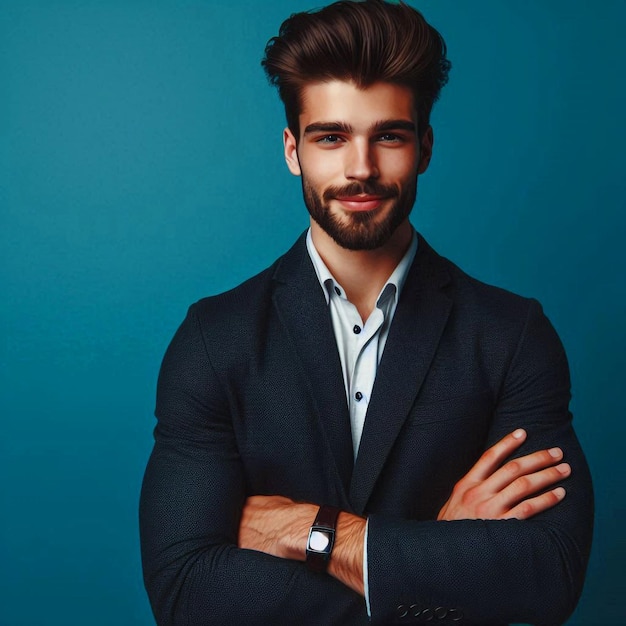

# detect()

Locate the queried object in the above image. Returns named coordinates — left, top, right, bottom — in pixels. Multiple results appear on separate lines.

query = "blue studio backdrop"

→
left=1, top=1, right=624, bottom=624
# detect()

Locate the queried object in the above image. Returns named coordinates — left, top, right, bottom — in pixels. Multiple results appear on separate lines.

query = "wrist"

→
left=327, top=512, right=366, bottom=595
left=282, top=502, right=318, bottom=560
left=306, top=505, right=342, bottom=572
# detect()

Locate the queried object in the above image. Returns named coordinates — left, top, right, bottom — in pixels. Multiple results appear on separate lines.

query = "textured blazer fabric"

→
left=140, top=233, right=593, bottom=625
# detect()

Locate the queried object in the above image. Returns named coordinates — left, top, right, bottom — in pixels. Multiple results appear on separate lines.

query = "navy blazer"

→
left=140, top=232, right=593, bottom=625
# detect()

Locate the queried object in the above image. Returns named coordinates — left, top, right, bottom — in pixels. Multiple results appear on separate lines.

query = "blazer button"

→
left=434, top=607, right=447, bottom=619
left=396, top=604, right=409, bottom=619
left=418, top=607, right=434, bottom=621
left=448, top=608, right=463, bottom=621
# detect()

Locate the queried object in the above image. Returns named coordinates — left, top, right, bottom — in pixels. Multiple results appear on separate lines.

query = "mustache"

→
left=323, top=182, right=398, bottom=202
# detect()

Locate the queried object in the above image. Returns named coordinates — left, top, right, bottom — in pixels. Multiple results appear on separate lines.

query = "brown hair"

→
left=262, top=0, right=451, bottom=138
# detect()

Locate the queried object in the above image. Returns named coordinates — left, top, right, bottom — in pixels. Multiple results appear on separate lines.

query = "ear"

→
left=418, top=125, right=434, bottom=174
left=283, top=127, right=301, bottom=176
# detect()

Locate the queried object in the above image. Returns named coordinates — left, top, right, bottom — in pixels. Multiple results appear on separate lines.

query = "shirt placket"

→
left=349, top=308, right=384, bottom=457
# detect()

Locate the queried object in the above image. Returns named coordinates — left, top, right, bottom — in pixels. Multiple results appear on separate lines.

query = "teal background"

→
left=1, top=1, right=624, bottom=624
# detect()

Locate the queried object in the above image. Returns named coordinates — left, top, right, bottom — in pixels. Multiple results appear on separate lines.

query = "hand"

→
left=437, top=429, right=570, bottom=521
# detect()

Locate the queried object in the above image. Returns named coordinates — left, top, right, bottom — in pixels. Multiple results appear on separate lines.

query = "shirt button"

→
left=353, top=325, right=361, bottom=334
left=355, top=391, right=363, bottom=401
left=334, top=286, right=341, bottom=296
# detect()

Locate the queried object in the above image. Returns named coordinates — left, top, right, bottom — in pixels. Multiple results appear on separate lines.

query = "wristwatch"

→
left=306, top=505, right=341, bottom=573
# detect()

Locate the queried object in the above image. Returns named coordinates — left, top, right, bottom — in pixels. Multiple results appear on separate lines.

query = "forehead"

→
left=299, top=80, right=416, bottom=129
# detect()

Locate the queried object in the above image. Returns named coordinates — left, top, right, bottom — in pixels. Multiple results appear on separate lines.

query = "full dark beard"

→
left=302, top=178, right=417, bottom=250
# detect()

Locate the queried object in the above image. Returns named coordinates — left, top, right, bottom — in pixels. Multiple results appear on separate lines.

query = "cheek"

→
left=380, top=148, right=419, bottom=180
left=300, top=153, right=343, bottom=186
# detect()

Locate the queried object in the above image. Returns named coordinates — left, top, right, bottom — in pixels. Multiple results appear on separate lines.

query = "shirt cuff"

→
left=363, top=517, right=371, bottom=616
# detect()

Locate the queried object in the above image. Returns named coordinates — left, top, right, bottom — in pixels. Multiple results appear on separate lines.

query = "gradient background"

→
left=1, top=1, right=624, bottom=624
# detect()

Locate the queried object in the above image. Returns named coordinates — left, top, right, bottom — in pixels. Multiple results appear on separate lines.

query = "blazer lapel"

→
left=349, top=236, right=453, bottom=513
left=272, top=234, right=354, bottom=500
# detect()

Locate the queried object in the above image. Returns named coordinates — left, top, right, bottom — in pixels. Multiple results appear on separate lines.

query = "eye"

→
left=316, top=134, right=343, bottom=144
left=377, top=133, right=403, bottom=143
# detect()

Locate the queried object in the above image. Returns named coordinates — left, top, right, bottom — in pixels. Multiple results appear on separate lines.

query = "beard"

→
left=302, top=177, right=417, bottom=250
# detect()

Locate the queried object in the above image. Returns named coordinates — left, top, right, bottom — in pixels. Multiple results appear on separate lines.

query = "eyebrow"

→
left=303, top=122, right=352, bottom=135
left=373, top=120, right=417, bottom=133
left=303, top=119, right=417, bottom=135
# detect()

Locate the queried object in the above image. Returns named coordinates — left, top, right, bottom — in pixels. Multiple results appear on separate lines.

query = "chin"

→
left=316, top=216, right=398, bottom=251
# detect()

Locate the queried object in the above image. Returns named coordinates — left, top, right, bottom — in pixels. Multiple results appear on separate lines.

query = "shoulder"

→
left=416, top=234, right=559, bottom=351
left=182, top=232, right=309, bottom=347
left=417, top=234, right=533, bottom=314
left=192, top=260, right=278, bottom=322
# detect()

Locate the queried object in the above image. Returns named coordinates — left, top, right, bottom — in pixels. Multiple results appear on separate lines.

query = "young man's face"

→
left=284, top=80, right=433, bottom=251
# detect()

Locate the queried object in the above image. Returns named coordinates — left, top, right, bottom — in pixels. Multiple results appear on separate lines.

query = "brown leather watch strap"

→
left=306, top=504, right=341, bottom=573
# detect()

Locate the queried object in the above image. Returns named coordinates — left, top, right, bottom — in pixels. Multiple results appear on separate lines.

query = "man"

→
left=140, top=2, right=593, bottom=624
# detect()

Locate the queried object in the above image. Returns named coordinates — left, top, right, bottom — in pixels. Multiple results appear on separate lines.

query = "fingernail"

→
left=549, top=447, right=563, bottom=459
left=557, top=463, right=571, bottom=475
left=512, top=429, right=526, bottom=439
left=554, top=487, right=566, bottom=500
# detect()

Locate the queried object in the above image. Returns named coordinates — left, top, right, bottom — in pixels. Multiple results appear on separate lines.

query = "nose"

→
left=344, top=139, right=379, bottom=180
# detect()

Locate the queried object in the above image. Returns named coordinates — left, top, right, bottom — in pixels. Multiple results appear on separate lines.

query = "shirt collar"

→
left=306, top=228, right=418, bottom=308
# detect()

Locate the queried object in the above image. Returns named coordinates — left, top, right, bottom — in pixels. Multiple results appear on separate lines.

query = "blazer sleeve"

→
left=139, top=305, right=367, bottom=626
left=366, top=299, right=594, bottom=625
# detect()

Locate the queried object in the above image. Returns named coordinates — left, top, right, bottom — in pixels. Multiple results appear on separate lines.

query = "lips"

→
left=336, top=195, right=386, bottom=212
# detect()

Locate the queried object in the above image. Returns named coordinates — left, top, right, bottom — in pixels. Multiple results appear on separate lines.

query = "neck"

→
left=310, top=219, right=413, bottom=321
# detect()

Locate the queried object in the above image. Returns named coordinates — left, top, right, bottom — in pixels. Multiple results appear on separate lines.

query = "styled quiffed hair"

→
left=262, top=0, right=451, bottom=138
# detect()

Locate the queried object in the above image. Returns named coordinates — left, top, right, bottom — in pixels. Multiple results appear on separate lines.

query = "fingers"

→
left=490, top=461, right=571, bottom=516
left=502, top=486, right=566, bottom=520
left=484, top=446, right=567, bottom=495
left=462, top=429, right=528, bottom=483
left=439, top=429, right=572, bottom=522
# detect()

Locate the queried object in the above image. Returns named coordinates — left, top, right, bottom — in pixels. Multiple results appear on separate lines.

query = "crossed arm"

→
left=141, top=301, right=593, bottom=625
left=238, top=428, right=571, bottom=596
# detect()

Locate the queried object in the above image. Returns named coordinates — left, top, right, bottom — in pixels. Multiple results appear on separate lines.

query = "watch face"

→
left=309, top=529, right=331, bottom=553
